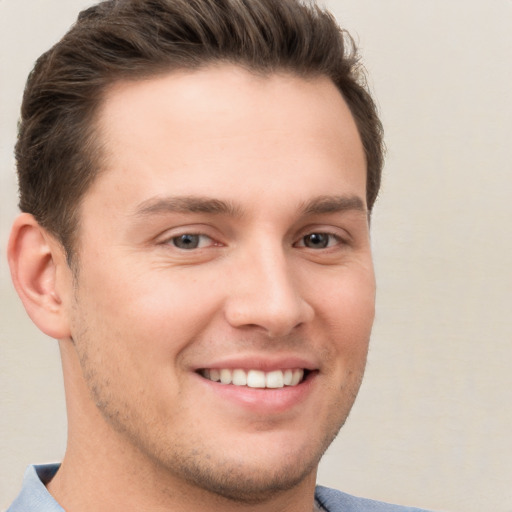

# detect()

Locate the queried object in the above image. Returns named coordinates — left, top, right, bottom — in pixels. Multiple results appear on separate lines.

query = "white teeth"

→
left=220, top=369, right=232, bottom=384
left=202, top=368, right=306, bottom=388
left=232, top=369, right=247, bottom=386
left=247, top=370, right=266, bottom=388
left=209, top=369, right=221, bottom=382
left=266, top=370, right=284, bottom=388
left=291, top=369, right=304, bottom=386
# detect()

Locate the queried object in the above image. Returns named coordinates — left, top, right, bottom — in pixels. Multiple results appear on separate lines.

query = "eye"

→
left=170, top=234, right=213, bottom=250
left=297, top=232, right=341, bottom=249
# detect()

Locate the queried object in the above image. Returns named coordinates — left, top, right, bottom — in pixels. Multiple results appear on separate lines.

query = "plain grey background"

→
left=1, top=1, right=511, bottom=511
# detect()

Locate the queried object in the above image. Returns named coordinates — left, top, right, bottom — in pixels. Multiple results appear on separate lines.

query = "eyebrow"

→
left=133, top=194, right=367, bottom=219
left=300, top=195, right=367, bottom=216
left=133, top=195, right=244, bottom=218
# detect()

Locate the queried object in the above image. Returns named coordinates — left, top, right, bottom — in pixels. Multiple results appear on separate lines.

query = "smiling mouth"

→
left=198, top=368, right=309, bottom=389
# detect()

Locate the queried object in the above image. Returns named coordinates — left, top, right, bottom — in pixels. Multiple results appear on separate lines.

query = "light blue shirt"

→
left=7, top=465, right=63, bottom=512
left=7, top=464, right=434, bottom=512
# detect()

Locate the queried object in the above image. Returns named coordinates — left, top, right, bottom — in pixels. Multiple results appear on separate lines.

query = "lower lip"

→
left=195, top=372, right=317, bottom=415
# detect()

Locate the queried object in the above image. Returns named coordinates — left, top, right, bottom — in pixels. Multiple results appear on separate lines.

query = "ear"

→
left=8, top=213, right=72, bottom=340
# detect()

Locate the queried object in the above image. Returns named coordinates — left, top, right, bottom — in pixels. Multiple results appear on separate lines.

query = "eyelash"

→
left=167, top=233, right=217, bottom=250
left=294, top=232, right=345, bottom=250
left=163, top=231, right=346, bottom=251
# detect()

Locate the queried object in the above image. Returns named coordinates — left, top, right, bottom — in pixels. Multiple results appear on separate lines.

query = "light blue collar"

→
left=7, top=464, right=63, bottom=512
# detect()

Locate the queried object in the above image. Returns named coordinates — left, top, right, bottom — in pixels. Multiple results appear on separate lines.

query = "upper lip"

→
left=193, top=354, right=319, bottom=372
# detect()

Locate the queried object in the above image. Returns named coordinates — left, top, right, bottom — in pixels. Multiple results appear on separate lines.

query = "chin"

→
left=153, top=420, right=344, bottom=504
left=170, top=447, right=321, bottom=504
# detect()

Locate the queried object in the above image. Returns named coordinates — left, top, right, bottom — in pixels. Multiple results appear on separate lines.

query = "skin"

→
left=9, top=65, right=375, bottom=512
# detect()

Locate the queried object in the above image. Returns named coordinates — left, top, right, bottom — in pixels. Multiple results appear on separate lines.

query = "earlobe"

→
left=8, top=213, right=72, bottom=340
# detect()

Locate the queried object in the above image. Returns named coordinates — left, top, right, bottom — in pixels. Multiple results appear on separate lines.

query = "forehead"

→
left=87, top=65, right=366, bottom=213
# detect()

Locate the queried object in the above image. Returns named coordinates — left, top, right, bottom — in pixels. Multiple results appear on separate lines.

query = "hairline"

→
left=67, top=62, right=370, bottom=267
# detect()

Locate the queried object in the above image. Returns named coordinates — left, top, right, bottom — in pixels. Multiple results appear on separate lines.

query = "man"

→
left=6, top=0, right=432, bottom=511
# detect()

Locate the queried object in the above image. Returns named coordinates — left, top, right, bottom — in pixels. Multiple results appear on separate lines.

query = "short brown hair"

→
left=16, top=0, right=384, bottom=260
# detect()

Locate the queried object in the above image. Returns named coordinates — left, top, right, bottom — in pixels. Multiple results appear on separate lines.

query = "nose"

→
left=223, top=246, right=314, bottom=338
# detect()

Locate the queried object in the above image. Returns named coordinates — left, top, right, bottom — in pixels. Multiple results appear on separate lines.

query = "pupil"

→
left=174, top=234, right=199, bottom=249
left=305, top=233, right=328, bottom=248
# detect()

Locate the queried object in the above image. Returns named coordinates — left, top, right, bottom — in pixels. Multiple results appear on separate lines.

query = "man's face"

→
left=64, top=65, right=375, bottom=500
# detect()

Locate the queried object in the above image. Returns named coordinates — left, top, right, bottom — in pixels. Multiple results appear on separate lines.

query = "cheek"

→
left=127, top=269, right=227, bottom=343
left=73, top=261, right=226, bottom=361
left=315, top=266, right=375, bottom=338
left=312, top=271, right=375, bottom=385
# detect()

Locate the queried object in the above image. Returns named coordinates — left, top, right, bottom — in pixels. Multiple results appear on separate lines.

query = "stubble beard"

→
left=108, top=406, right=354, bottom=505
left=71, top=301, right=367, bottom=505
left=82, top=364, right=364, bottom=506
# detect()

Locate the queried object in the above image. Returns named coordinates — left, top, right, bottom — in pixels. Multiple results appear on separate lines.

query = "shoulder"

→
left=315, top=485, right=436, bottom=512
